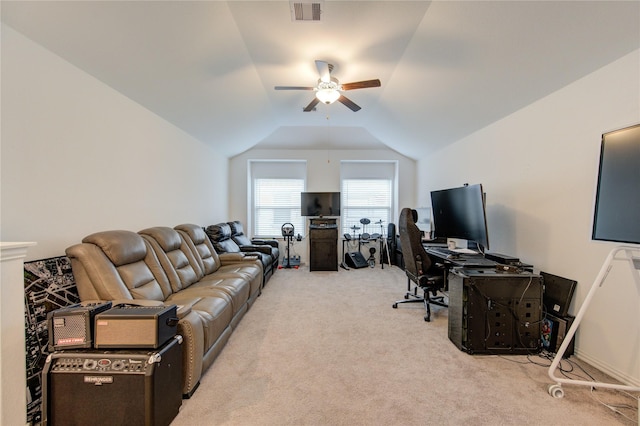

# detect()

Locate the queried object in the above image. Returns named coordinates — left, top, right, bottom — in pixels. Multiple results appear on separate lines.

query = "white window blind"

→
left=250, top=160, right=306, bottom=238
left=341, top=179, right=392, bottom=236
left=254, top=178, right=305, bottom=237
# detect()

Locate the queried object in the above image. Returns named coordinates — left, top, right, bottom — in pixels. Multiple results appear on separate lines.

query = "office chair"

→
left=392, top=208, right=447, bottom=321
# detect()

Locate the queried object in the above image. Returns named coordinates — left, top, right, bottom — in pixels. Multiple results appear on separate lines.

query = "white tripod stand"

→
left=547, top=245, right=640, bottom=402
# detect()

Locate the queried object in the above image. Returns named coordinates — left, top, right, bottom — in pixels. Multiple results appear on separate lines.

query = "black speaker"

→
left=42, top=336, right=182, bottom=426
left=345, top=251, right=368, bottom=269
left=47, top=302, right=112, bottom=351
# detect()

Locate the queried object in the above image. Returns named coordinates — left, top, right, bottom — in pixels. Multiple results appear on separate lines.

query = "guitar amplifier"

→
left=47, top=302, right=113, bottom=351
left=94, top=305, right=178, bottom=349
left=42, top=335, right=182, bottom=426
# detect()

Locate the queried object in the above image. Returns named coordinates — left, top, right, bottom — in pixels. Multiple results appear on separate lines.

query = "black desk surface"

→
left=424, top=245, right=499, bottom=268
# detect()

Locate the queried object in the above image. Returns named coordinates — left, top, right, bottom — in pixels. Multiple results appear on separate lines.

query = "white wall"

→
left=417, top=50, right=640, bottom=386
left=229, top=148, right=416, bottom=260
left=1, top=25, right=229, bottom=261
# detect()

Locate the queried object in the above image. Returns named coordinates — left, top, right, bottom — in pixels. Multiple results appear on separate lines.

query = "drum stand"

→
left=374, top=220, right=391, bottom=269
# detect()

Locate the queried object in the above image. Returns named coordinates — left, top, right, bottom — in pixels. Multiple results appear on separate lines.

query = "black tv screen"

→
left=430, top=184, right=489, bottom=250
left=592, top=124, right=640, bottom=244
left=301, top=192, right=341, bottom=217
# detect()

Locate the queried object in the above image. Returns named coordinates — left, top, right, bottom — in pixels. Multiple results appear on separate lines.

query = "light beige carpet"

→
left=171, top=265, right=638, bottom=425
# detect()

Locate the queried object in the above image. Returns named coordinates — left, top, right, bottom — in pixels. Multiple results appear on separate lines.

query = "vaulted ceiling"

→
left=2, top=1, right=639, bottom=159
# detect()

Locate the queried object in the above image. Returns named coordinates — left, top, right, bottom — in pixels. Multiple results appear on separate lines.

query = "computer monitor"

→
left=592, top=123, right=640, bottom=244
left=430, top=184, right=490, bottom=250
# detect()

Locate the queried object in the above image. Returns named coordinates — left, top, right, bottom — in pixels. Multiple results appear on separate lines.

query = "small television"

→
left=430, top=183, right=490, bottom=250
left=592, top=123, right=640, bottom=244
left=301, top=192, right=341, bottom=217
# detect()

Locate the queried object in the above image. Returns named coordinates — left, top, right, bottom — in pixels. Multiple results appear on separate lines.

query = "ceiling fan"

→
left=275, top=60, right=381, bottom=112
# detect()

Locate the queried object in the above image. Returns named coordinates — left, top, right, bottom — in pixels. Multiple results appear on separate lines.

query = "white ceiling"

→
left=2, top=1, right=639, bottom=160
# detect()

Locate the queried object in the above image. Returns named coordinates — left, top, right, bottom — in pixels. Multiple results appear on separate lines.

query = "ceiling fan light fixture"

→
left=316, top=88, right=340, bottom=104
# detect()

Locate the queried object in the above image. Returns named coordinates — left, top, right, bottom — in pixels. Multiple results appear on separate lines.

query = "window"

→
left=254, top=178, right=305, bottom=237
left=342, top=179, right=392, bottom=236
left=341, top=161, right=397, bottom=237
left=250, top=161, right=306, bottom=238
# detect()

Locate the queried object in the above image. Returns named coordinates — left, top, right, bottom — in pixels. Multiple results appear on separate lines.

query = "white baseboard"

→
left=575, top=349, right=640, bottom=388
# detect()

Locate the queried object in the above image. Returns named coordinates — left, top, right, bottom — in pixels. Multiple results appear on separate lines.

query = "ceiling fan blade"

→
left=274, top=86, right=315, bottom=90
left=315, top=60, right=331, bottom=83
left=341, top=79, right=381, bottom=91
left=338, top=95, right=361, bottom=112
left=303, top=97, right=320, bottom=112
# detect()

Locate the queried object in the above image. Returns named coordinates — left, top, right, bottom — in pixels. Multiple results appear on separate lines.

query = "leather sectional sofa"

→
left=206, top=221, right=280, bottom=284
left=65, top=223, right=267, bottom=397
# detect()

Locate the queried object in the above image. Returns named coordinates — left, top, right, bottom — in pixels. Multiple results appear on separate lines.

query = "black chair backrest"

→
left=205, top=223, right=241, bottom=253
left=398, top=208, right=432, bottom=280
left=228, top=221, right=253, bottom=246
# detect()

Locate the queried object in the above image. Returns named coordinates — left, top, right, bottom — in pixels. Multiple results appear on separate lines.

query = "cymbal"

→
left=350, top=225, right=361, bottom=231
left=374, top=220, right=384, bottom=224
left=359, top=218, right=371, bottom=225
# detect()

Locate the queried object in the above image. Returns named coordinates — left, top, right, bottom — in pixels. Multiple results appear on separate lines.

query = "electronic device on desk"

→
left=485, top=252, right=520, bottom=265
left=494, top=264, right=523, bottom=273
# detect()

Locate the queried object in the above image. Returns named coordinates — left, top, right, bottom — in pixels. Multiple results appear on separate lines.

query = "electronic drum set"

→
left=343, top=218, right=391, bottom=269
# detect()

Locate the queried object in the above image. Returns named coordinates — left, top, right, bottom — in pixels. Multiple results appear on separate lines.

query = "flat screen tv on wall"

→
left=592, top=123, right=640, bottom=245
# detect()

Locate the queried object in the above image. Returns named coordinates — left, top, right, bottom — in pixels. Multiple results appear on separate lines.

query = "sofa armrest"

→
left=252, top=239, right=279, bottom=249
left=219, top=252, right=259, bottom=265
left=240, top=245, right=272, bottom=255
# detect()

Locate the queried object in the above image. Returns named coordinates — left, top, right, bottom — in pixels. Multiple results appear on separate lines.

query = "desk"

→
left=424, top=245, right=500, bottom=268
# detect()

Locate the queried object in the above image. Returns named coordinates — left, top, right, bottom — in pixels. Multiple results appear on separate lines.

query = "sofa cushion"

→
left=206, top=223, right=241, bottom=253
left=227, top=221, right=254, bottom=246
left=174, top=224, right=222, bottom=275
left=143, top=226, right=252, bottom=317
left=68, top=230, right=172, bottom=301
left=83, top=230, right=147, bottom=266
left=140, top=227, right=202, bottom=292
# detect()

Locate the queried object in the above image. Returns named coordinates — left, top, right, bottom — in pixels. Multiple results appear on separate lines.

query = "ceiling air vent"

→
left=290, top=0, right=323, bottom=22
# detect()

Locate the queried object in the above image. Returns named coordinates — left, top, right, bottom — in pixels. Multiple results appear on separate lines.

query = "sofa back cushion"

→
left=66, top=230, right=171, bottom=302
left=206, top=223, right=241, bottom=253
left=228, top=221, right=254, bottom=246
left=139, top=227, right=202, bottom=292
left=174, top=224, right=222, bottom=276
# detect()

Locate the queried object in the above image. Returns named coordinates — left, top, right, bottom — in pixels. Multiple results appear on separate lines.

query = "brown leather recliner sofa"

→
left=65, top=223, right=263, bottom=397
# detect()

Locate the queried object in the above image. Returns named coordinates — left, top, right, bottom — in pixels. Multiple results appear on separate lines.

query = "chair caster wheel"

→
left=392, top=303, right=398, bottom=309
left=548, top=384, right=564, bottom=398
left=424, top=316, right=430, bottom=322
left=404, top=295, right=409, bottom=300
